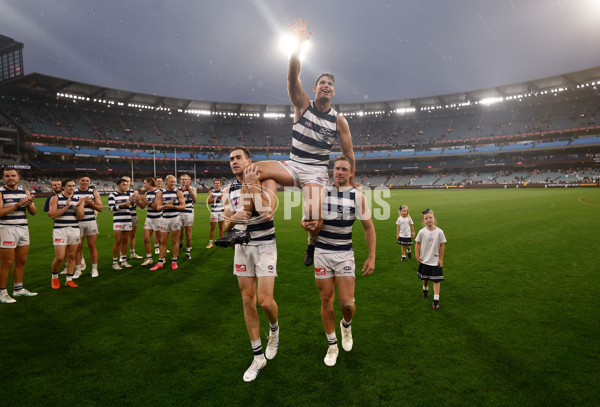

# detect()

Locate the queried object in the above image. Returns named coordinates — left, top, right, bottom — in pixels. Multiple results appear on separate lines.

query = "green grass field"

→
left=2, top=187, right=599, bottom=406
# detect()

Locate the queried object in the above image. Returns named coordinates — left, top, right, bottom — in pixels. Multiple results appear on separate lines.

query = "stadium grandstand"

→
left=0, top=66, right=599, bottom=191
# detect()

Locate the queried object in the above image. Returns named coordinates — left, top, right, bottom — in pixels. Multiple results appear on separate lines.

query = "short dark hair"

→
left=117, top=178, right=128, bottom=185
left=145, top=177, right=156, bottom=187
left=62, top=178, right=75, bottom=187
left=315, top=72, right=335, bottom=87
left=230, top=145, right=251, bottom=159
left=2, top=167, right=20, bottom=177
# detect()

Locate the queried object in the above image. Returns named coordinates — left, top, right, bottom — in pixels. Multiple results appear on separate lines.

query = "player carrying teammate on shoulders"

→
left=215, top=19, right=356, bottom=270
left=221, top=146, right=280, bottom=382
left=303, top=155, right=375, bottom=366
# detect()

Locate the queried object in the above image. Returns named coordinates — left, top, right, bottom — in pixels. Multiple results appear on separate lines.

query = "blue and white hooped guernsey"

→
left=145, top=189, right=162, bottom=220
left=0, top=186, right=28, bottom=227
left=228, top=179, right=275, bottom=245
left=128, top=189, right=137, bottom=218
left=108, top=192, right=132, bottom=225
left=210, top=189, right=224, bottom=214
left=74, top=187, right=96, bottom=222
left=161, top=188, right=180, bottom=219
left=179, top=187, right=194, bottom=214
left=315, top=186, right=358, bottom=252
left=53, top=194, right=80, bottom=229
left=290, top=100, right=339, bottom=167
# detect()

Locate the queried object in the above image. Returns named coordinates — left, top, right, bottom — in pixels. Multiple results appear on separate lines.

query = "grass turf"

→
left=1, top=187, right=599, bottom=406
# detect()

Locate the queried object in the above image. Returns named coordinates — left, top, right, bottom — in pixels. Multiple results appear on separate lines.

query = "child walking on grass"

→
left=415, top=208, right=446, bottom=310
left=395, top=205, right=414, bottom=262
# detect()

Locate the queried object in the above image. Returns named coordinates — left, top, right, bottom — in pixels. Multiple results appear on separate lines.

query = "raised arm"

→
left=288, top=18, right=312, bottom=118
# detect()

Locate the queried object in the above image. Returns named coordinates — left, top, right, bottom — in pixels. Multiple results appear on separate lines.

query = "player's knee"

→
left=242, top=296, right=257, bottom=310
left=320, top=292, right=335, bottom=306
left=258, top=296, right=274, bottom=310
left=339, top=298, right=355, bottom=311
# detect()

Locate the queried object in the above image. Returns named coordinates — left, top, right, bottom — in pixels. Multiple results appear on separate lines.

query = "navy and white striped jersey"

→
left=127, top=189, right=137, bottom=218
left=74, top=187, right=97, bottom=222
left=108, top=192, right=132, bottom=225
left=0, top=186, right=28, bottom=227
left=210, top=189, right=224, bottom=213
left=144, top=188, right=162, bottom=220
left=316, top=186, right=358, bottom=252
left=228, top=180, right=275, bottom=245
left=53, top=194, right=80, bottom=229
left=161, top=188, right=180, bottom=219
left=179, top=187, right=194, bottom=214
left=290, top=101, right=339, bottom=167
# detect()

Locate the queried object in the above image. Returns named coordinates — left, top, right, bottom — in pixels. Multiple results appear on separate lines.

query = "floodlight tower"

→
left=0, top=34, right=24, bottom=82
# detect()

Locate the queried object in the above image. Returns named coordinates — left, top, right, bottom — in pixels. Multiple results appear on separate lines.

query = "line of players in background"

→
left=34, top=173, right=199, bottom=290
left=2, top=169, right=232, bottom=298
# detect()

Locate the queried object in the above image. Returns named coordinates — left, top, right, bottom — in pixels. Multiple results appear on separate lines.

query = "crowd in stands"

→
left=1, top=83, right=598, bottom=151
left=0, top=77, right=598, bottom=187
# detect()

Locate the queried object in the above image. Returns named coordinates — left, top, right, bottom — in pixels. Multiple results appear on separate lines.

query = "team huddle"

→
left=0, top=19, right=447, bottom=383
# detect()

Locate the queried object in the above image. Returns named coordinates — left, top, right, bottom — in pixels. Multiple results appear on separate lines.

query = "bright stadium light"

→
left=279, top=34, right=311, bottom=61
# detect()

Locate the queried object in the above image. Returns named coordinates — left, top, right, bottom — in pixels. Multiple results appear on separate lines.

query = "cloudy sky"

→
left=1, top=0, right=600, bottom=104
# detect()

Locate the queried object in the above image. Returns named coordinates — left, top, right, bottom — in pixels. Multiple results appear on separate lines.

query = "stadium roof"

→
left=1, top=66, right=599, bottom=114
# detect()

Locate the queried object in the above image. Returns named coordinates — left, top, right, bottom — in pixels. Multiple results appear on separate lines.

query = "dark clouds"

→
left=1, top=0, right=599, bottom=104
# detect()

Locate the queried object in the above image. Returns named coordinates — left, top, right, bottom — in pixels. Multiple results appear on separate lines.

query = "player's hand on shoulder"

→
left=243, top=164, right=260, bottom=185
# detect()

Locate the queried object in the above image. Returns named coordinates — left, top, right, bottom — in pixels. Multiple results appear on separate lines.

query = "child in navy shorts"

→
left=415, top=208, right=446, bottom=310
